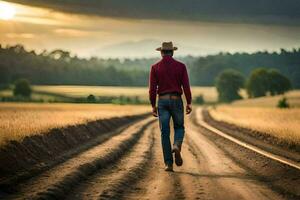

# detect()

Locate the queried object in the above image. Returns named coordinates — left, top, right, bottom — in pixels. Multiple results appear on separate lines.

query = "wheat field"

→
left=33, top=85, right=218, bottom=102
left=0, top=89, right=70, bottom=101
left=231, top=90, right=300, bottom=108
left=209, top=106, right=300, bottom=145
left=0, top=103, right=149, bottom=146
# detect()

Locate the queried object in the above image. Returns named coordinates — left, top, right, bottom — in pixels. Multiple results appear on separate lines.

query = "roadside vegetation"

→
left=246, top=68, right=291, bottom=98
left=215, top=67, right=291, bottom=103
left=0, top=103, right=149, bottom=146
left=210, top=65, right=298, bottom=146
left=215, top=69, right=245, bottom=102
left=208, top=90, right=300, bottom=146
left=209, top=106, right=300, bottom=145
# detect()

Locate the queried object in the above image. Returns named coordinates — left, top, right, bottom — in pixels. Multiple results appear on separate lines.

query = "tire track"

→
left=8, top=117, right=155, bottom=200
left=178, top=135, right=208, bottom=199
left=0, top=114, right=147, bottom=193
left=194, top=108, right=300, bottom=199
left=66, top=123, right=155, bottom=200
left=99, top=125, right=155, bottom=200
left=186, top=109, right=285, bottom=200
left=124, top=125, right=186, bottom=200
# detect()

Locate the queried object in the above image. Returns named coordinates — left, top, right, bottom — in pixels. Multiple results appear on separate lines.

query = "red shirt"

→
left=149, top=55, right=192, bottom=107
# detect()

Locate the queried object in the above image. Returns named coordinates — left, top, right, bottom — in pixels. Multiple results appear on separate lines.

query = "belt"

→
left=159, top=93, right=181, bottom=100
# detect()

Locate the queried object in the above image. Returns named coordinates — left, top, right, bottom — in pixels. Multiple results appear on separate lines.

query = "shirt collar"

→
left=162, top=55, right=173, bottom=61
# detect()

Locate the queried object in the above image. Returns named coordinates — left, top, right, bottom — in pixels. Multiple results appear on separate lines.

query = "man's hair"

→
left=161, top=50, right=174, bottom=56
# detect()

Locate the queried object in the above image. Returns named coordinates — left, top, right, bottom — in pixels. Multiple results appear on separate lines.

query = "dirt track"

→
left=4, top=107, right=299, bottom=200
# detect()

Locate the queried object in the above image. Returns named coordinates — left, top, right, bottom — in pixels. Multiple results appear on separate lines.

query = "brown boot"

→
left=164, top=164, right=174, bottom=172
left=173, top=144, right=183, bottom=166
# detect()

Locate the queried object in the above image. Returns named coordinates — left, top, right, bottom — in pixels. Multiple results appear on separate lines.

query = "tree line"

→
left=0, top=45, right=149, bottom=86
left=189, top=49, right=300, bottom=88
left=0, top=44, right=299, bottom=88
left=215, top=68, right=291, bottom=103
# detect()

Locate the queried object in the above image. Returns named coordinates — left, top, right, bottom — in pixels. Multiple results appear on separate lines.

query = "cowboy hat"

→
left=156, top=42, right=178, bottom=51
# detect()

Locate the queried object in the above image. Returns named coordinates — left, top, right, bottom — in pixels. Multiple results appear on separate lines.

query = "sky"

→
left=0, top=0, right=300, bottom=58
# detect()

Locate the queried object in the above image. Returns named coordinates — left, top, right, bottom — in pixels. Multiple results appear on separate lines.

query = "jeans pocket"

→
left=175, top=99, right=183, bottom=111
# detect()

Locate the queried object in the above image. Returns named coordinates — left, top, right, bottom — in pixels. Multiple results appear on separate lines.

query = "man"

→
left=149, top=41, right=192, bottom=172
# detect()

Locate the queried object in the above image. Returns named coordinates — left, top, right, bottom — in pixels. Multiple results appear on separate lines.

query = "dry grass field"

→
left=208, top=91, right=300, bottom=145
left=0, top=89, right=70, bottom=101
left=231, top=90, right=300, bottom=108
left=33, top=86, right=148, bottom=99
left=0, top=103, right=149, bottom=146
left=209, top=106, right=300, bottom=145
left=33, top=85, right=218, bottom=102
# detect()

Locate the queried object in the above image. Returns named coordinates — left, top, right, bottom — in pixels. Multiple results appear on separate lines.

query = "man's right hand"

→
left=152, top=107, right=158, bottom=117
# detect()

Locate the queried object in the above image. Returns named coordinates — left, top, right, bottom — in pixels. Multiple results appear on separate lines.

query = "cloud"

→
left=54, top=28, right=90, bottom=37
left=93, top=39, right=220, bottom=58
left=5, top=0, right=300, bottom=26
left=6, top=32, right=34, bottom=39
left=95, top=39, right=160, bottom=58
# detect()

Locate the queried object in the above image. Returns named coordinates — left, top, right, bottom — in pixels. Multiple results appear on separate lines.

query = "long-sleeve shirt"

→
left=149, top=55, right=192, bottom=107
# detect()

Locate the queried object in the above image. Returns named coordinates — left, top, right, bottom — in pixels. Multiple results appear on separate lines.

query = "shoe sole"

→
left=174, top=148, right=183, bottom=166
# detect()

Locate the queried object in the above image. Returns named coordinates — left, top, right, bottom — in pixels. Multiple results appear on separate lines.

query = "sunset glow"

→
left=0, top=0, right=299, bottom=58
left=0, top=2, right=16, bottom=20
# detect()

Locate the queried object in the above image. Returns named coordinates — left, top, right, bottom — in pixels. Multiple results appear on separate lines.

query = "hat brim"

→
left=156, top=47, right=178, bottom=51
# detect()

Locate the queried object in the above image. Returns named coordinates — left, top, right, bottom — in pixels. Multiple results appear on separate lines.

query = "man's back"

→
left=149, top=55, right=191, bottom=107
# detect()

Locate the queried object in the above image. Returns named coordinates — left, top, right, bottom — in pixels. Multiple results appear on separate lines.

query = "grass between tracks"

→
left=0, top=103, right=149, bottom=146
left=209, top=106, right=300, bottom=145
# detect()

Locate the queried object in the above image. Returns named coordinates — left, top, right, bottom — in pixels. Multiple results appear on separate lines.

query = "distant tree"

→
left=87, top=94, right=96, bottom=102
left=277, top=97, right=290, bottom=108
left=247, top=68, right=292, bottom=98
left=49, top=49, right=71, bottom=61
left=246, top=68, right=270, bottom=98
left=195, top=95, right=205, bottom=105
left=13, top=79, right=32, bottom=97
left=268, top=69, right=291, bottom=95
left=215, top=69, right=245, bottom=102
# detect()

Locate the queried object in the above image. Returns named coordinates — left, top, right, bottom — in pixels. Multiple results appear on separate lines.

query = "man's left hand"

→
left=186, top=104, right=192, bottom=115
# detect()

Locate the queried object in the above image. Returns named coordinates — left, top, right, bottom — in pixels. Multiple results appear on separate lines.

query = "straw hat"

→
left=156, top=41, right=178, bottom=51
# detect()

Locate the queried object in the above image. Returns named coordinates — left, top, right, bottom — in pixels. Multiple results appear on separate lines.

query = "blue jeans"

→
left=158, top=98, right=185, bottom=165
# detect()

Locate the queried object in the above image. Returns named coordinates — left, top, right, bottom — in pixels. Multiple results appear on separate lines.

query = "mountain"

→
left=93, top=39, right=219, bottom=58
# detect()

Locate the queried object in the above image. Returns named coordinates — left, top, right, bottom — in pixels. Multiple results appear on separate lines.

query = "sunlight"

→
left=0, top=1, right=16, bottom=20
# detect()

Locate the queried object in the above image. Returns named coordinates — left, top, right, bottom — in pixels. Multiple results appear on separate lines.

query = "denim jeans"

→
left=158, top=98, right=184, bottom=165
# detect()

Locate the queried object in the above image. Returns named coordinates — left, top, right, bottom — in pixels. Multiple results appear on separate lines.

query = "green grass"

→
left=0, top=89, right=74, bottom=102
left=33, top=85, right=218, bottom=103
left=4, top=85, right=299, bottom=107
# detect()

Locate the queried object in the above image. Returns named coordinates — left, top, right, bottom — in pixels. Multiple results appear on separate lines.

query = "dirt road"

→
left=5, top=108, right=299, bottom=200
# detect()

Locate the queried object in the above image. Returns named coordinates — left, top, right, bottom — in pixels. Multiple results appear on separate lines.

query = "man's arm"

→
left=182, top=65, right=192, bottom=114
left=149, top=65, right=158, bottom=117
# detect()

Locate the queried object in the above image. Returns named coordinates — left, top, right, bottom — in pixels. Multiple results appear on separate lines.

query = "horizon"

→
left=2, top=42, right=299, bottom=60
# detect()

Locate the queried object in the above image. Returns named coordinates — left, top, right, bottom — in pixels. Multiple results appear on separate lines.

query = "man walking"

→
left=149, top=41, right=192, bottom=172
